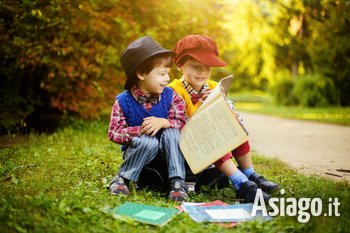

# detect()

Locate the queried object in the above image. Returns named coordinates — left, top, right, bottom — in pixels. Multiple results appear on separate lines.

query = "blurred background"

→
left=1, top=0, right=349, bottom=133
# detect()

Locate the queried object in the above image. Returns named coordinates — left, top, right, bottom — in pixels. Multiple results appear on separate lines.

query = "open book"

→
left=180, top=75, right=248, bottom=174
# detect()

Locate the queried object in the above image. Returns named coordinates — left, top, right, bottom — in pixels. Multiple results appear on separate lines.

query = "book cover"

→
left=183, top=203, right=271, bottom=223
left=109, top=202, right=180, bottom=227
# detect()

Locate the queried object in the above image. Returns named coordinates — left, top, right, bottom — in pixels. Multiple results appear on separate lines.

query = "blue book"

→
left=182, top=203, right=271, bottom=222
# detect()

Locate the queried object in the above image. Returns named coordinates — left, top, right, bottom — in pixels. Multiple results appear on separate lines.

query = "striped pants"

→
left=118, top=128, right=186, bottom=182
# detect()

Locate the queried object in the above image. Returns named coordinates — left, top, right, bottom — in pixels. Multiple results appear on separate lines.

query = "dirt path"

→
left=241, top=112, right=350, bottom=182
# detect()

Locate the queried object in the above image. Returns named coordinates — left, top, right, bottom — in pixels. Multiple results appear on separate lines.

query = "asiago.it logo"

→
left=251, top=189, right=340, bottom=223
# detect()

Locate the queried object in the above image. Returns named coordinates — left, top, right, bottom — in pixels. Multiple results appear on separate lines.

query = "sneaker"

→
left=168, top=180, right=188, bottom=202
left=248, top=173, right=280, bottom=193
left=110, top=175, right=130, bottom=195
left=236, top=180, right=270, bottom=203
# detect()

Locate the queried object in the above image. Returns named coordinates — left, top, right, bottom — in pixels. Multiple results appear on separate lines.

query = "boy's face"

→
left=137, top=61, right=171, bottom=95
left=180, top=59, right=212, bottom=92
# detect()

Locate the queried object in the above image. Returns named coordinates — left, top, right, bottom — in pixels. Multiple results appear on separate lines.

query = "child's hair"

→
left=137, top=53, right=173, bottom=76
left=176, top=55, right=193, bottom=67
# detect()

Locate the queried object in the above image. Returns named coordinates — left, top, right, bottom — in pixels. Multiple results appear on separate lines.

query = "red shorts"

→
left=213, top=141, right=250, bottom=168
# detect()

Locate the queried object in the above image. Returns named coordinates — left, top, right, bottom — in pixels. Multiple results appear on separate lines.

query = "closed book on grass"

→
left=110, top=202, right=180, bottom=227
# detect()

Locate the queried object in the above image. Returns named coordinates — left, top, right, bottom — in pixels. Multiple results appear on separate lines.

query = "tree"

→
left=0, top=0, right=231, bottom=133
left=269, top=0, right=350, bottom=105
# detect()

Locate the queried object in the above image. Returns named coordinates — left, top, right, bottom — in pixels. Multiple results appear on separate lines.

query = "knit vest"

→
left=168, top=79, right=217, bottom=117
left=117, top=87, right=173, bottom=140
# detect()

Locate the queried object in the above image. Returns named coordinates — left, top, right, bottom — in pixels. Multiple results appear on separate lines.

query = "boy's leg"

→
left=217, top=158, right=270, bottom=203
left=110, top=135, right=159, bottom=195
left=159, top=128, right=186, bottom=179
left=233, top=142, right=279, bottom=193
left=118, top=135, right=159, bottom=181
left=159, top=128, right=187, bottom=201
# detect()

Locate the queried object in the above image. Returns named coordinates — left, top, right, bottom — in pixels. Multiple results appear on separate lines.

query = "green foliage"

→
left=268, top=0, right=350, bottom=106
left=0, top=119, right=350, bottom=232
left=292, top=73, right=339, bottom=107
left=0, top=77, right=32, bottom=133
left=1, top=0, right=350, bottom=133
left=0, top=0, right=231, bottom=133
left=270, top=73, right=339, bottom=108
left=1, top=0, right=125, bottom=133
left=303, top=0, right=350, bottom=106
left=271, top=77, right=297, bottom=106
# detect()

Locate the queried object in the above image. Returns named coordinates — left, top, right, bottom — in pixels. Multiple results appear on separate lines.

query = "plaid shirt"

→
left=108, top=86, right=187, bottom=145
left=181, top=77, right=209, bottom=95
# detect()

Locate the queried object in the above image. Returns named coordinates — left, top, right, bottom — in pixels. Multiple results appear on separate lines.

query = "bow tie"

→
left=191, top=93, right=203, bottom=104
left=137, top=95, right=159, bottom=104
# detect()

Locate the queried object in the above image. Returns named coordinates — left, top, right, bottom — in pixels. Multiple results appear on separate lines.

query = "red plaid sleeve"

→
left=107, top=100, right=141, bottom=145
left=168, top=92, right=188, bottom=130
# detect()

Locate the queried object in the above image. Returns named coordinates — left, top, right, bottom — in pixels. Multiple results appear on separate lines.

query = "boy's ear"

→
left=136, top=71, right=145, bottom=81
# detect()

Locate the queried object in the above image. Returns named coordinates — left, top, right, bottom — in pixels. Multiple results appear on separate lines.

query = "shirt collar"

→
left=130, top=86, right=161, bottom=101
left=180, top=76, right=209, bottom=95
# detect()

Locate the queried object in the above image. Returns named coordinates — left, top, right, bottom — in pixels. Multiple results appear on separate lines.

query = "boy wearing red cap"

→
left=168, top=35, right=279, bottom=203
left=108, top=36, right=188, bottom=202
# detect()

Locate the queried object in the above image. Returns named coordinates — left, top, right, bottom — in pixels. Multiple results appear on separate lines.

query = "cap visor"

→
left=188, top=51, right=227, bottom=67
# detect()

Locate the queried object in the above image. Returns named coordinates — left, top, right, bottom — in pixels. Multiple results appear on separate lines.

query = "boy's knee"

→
left=161, top=128, right=180, bottom=142
left=132, top=135, right=159, bottom=151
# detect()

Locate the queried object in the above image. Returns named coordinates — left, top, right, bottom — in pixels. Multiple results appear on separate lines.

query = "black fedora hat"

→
left=120, top=36, right=175, bottom=90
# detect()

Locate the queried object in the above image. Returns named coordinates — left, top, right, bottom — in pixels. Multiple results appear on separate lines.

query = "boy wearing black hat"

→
left=108, top=36, right=188, bottom=202
left=169, top=35, right=279, bottom=203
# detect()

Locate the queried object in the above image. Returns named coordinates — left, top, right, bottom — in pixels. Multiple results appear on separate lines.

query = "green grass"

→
left=1, top=119, right=349, bottom=233
left=230, top=91, right=350, bottom=126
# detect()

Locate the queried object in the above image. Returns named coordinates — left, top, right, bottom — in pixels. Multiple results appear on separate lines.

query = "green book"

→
left=110, top=202, right=180, bottom=227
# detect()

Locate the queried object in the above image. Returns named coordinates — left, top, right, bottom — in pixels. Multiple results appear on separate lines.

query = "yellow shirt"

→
left=168, top=79, right=217, bottom=117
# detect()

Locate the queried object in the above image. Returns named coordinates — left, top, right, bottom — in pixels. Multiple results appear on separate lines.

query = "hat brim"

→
left=124, top=50, right=176, bottom=90
left=187, top=50, right=227, bottom=67
left=177, top=50, right=227, bottom=67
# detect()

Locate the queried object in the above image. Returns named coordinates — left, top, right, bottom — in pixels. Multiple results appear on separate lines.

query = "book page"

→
left=218, top=74, right=233, bottom=97
left=180, top=95, right=248, bottom=174
left=194, top=75, right=233, bottom=116
left=205, top=208, right=251, bottom=220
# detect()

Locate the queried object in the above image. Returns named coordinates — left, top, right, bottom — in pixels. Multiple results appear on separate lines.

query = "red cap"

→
left=173, top=35, right=227, bottom=67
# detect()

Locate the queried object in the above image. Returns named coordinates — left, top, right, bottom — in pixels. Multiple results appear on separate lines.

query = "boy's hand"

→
left=141, top=117, right=170, bottom=136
